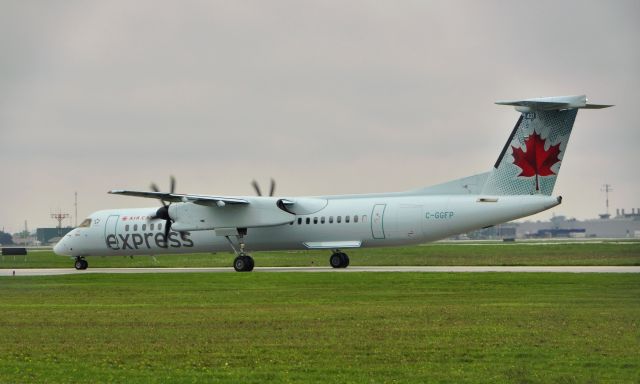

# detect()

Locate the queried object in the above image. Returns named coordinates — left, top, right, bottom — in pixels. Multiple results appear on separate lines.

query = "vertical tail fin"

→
left=482, top=95, right=612, bottom=196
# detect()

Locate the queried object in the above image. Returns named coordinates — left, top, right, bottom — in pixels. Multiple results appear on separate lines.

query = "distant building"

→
left=36, top=227, right=73, bottom=245
left=10, top=233, right=38, bottom=246
left=465, top=224, right=517, bottom=240
left=515, top=208, right=640, bottom=239
left=463, top=207, right=640, bottom=240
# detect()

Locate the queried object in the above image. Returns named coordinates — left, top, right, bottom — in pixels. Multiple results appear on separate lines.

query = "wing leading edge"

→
left=108, top=190, right=249, bottom=206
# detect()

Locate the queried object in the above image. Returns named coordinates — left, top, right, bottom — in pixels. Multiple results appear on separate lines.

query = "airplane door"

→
left=371, top=204, right=386, bottom=239
left=104, top=215, right=120, bottom=247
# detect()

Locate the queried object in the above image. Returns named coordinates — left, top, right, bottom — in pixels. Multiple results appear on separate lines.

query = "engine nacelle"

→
left=169, top=198, right=295, bottom=231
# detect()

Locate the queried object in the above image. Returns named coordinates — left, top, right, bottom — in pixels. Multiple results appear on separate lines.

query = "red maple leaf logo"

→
left=512, top=132, right=561, bottom=191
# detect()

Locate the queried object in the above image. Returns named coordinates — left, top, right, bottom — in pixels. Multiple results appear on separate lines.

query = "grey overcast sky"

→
left=1, top=1, right=638, bottom=233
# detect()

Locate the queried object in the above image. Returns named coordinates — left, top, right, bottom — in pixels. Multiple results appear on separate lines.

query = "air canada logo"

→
left=105, top=232, right=193, bottom=250
left=512, top=132, right=561, bottom=191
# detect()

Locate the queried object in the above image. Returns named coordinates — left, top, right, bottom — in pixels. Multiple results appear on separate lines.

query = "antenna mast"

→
left=74, top=192, right=78, bottom=227
left=51, top=211, right=71, bottom=235
left=601, top=183, right=613, bottom=216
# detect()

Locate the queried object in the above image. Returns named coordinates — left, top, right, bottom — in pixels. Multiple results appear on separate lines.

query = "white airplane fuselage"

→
left=55, top=193, right=560, bottom=257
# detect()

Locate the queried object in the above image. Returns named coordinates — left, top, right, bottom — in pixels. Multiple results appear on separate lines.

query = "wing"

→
left=108, top=190, right=249, bottom=206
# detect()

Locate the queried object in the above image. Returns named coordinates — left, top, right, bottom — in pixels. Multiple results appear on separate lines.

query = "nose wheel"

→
left=330, top=251, right=349, bottom=268
left=74, top=257, right=88, bottom=270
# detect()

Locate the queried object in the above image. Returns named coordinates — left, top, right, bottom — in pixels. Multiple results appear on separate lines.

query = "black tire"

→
left=245, top=256, right=255, bottom=272
left=81, top=259, right=89, bottom=270
left=340, top=253, right=350, bottom=268
left=74, top=259, right=84, bottom=270
left=330, top=253, right=342, bottom=268
left=234, top=255, right=254, bottom=272
left=233, top=256, right=246, bottom=272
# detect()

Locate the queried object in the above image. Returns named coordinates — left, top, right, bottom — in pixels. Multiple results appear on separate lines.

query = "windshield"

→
left=78, top=218, right=91, bottom=228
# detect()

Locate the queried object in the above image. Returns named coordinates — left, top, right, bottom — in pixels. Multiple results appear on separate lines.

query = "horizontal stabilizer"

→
left=496, top=95, right=613, bottom=112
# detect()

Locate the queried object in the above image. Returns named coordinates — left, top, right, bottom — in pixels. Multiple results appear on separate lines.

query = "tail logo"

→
left=512, top=132, right=561, bottom=191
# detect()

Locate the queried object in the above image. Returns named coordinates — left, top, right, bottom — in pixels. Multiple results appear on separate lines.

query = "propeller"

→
left=149, top=176, right=176, bottom=239
left=251, top=178, right=276, bottom=196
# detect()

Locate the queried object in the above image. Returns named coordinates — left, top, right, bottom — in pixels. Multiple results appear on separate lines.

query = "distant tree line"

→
left=0, top=231, right=14, bottom=245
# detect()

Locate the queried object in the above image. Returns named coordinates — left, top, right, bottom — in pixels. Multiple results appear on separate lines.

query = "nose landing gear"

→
left=74, top=257, right=88, bottom=270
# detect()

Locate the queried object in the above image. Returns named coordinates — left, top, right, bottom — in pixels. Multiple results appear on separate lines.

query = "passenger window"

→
left=337, top=216, right=342, bottom=223
left=329, top=216, right=333, bottom=223
left=321, top=217, right=325, bottom=224
left=346, top=216, right=350, bottom=223
left=142, top=224, right=146, bottom=231
left=354, top=215, right=359, bottom=223
left=151, top=223, right=155, bottom=230
left=78, top=218, right=91, bottom=228
left=306, top=218, right=310, bottom=224
left=134, top=224, right=138, bottom=231
left=313, top=217, right=318, bottom=224
left=125, top=224, right=130, bottom=231
left=362, top=215, right=368, bottom=223
left=298, top=218, right=302, bottom=225
left=158, top=223, right=162, bottom=231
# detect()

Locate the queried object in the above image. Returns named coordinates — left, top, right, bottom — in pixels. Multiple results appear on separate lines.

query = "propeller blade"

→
left=169, top=176, right=176, bottom=194
left=164, top=220, right=172, bottom=239
left=150, top=182, right=168, bottom=207
left=269, top=178, right=276, bottom=196
left=251, top=180, right=262, bottom=196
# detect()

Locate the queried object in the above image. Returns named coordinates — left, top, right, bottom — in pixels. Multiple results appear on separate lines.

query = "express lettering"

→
left=105, top=232, right=194, bottom=250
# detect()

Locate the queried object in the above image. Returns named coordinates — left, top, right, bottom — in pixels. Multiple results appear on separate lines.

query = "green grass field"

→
left=0, top=273, right=638, bottom=383
left=2, top=241, right=639, bottom=269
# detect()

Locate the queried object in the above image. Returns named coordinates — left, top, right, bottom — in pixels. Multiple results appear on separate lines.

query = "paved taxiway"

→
left=2, top=266, right=640, bottom=276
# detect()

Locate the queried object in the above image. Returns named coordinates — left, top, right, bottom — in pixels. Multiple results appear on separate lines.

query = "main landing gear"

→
left=225, top=230, right=254, bottom=272
left=330, top=251, right=349, bottom=269
left=74, top=256, right=88, bottom=270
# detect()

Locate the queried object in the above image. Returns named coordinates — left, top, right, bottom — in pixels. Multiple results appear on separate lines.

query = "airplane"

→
left=54, top=95, right=611, bottom=271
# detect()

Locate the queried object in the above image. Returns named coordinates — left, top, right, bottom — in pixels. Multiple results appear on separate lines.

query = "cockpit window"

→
left=78, top=218, right=92, bottom=228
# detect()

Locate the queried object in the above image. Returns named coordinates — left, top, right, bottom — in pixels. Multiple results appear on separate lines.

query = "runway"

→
left=2, top=266, right=640, bottom=276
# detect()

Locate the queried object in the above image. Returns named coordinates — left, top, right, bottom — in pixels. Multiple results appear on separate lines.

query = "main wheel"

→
left=340, top=253, right=350, bottom=268
left=81, top=259, right=89, bottom=270
left=245, top=256, right=255, bottom=271
left=233, top=255, right=254, bottom=272
left=330, top=253, right=343, bottom=268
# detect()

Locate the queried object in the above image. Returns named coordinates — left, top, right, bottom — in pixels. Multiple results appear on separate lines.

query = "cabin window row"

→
left=291, top=215, right=367, bottom=225
left=124, top=223, right=162, bottom=232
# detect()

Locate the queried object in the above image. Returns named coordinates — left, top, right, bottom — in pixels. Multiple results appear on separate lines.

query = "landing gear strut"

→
left=225, top=230, right=254, bottom=272
left=330, top=251, right=349, bottom=269
left=74, top=256, right=88, bottom=270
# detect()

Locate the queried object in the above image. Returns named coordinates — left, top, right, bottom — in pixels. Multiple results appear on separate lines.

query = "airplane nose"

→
left=54, top=239, right=69, bottom=256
